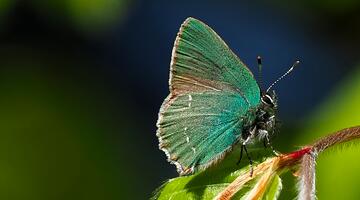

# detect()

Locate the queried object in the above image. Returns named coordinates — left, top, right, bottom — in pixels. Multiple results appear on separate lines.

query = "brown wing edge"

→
left=169, top=17, right=192, bottom=94
left=156, top=94, right=186, bottom=174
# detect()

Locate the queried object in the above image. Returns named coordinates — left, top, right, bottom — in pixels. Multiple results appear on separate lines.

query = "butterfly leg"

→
left=236, top=144, right=254, bottom=176
left=237, top=127, right=256, bottom=176
left=236, top=144, right=244, bottom=165
left=236, top=135, right=251, bottom=165
left=243, top=144, right=253, bottom=176
left=266, top=134, right=280, bottom=156
left=237, top=126, right=256, bottom=164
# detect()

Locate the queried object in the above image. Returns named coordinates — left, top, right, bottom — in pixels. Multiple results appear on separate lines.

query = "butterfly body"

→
left=157, top=17, right=277, bottom=175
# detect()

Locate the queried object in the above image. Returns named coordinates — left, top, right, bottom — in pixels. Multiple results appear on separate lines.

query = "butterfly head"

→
left=261, top=91, right=277, bottom=109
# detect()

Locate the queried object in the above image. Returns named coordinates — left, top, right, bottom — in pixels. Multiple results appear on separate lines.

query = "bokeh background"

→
left=0, top=0, right=359, bottom=199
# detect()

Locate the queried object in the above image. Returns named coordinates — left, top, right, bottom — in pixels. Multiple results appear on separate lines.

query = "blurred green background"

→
left=0, top=0, right=359, bottom=199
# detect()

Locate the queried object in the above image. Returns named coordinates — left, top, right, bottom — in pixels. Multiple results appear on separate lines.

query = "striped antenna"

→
left=266, top=60, right=300, bottom=93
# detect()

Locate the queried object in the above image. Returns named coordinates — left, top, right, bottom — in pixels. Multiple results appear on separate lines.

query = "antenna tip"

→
left=257, top=56, right=262, bottom=64
left=293, top=60, right=300, bottom=67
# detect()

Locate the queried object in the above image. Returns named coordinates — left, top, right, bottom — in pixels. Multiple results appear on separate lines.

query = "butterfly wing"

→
left=158, top=91, right=254, bottom=175
left=170, top=17, right=260, bottom=105
left=157, top=17, right=260, bottom=175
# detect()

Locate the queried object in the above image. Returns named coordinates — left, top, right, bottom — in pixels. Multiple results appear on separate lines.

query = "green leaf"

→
left=263, top=175, right=282, bottom=200
left=152, top=146, right=273, bottom=200
left=238, top=166, right=282, bottom=200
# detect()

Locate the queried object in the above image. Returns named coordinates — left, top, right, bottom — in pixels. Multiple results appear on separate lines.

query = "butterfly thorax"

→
left=242, top=91, right=277, bottom=144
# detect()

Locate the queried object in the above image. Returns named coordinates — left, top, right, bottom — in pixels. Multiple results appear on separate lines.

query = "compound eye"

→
left=262, top=94, right=274, bottom=106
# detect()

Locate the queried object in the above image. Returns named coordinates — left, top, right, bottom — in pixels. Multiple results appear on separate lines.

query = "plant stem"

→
left=216, top=126, right=360, bottom=200
left=311, top=126, right=360, bottom=154
left=297, top=125, right=360, bottom=200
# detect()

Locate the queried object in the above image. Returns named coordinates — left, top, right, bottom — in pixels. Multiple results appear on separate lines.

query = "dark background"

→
left=0, top=0, right=360, bottom=199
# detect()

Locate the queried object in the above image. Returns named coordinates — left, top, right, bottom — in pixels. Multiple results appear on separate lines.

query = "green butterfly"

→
left=157, top=17, right=295, bottom=175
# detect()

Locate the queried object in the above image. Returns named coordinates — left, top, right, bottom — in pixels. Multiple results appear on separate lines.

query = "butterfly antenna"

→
left=257, top=56, right=264, bottom=89
left=266, top=60, right=300, bottom=93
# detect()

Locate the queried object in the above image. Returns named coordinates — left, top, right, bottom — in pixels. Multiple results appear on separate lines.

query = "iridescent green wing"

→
left=157, top=17, right=260, bottom=175
left=170, top=17, right=260, bottom=105
left=158, top=91, right=255, bottom=175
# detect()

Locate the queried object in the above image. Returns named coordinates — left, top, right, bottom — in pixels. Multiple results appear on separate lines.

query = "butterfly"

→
left=156, top=17, right=298, bottom=175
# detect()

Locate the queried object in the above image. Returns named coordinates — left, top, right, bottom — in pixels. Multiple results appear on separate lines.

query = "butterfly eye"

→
left=262, top=94, right=274, bottom=106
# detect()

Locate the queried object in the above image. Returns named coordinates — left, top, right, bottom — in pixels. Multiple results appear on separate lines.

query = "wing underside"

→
left=157, top=91, right=253, bottom=175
